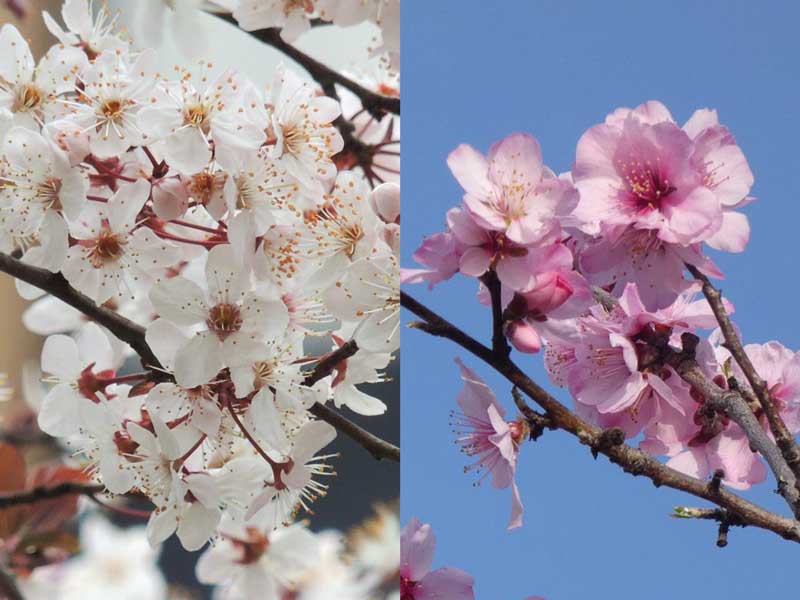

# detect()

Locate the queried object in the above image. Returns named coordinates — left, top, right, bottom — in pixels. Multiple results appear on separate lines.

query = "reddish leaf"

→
left=24, top=465, right=89, bottom=534
left=0, top=442, right=28, bottom=538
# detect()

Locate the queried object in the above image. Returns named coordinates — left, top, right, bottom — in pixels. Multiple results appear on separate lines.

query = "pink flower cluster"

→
left=405, top=100, right=800, bottom=523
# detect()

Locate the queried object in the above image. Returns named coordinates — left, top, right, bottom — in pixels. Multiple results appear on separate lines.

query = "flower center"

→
left=339, top=222, right=364, bottom=257
left=509, top=417, right=531, bottom=445
left=400, top=576, right=417, bottom=599
left=282, top=124, right=306, bottom=156
left=206, top=303, right=243, bottom=340
left=252, top=360, right=274, bottom=390
left=35, top=177, right=63, bottom=211
left=230, top=527, right=270, bottom=564
left=618, top=157, right=676, bottom=209
left=283, top=0, right=313, bottom=15
left=88, top=229, right=126, bottom=267
left=185, top=102, right=210, bottom=134
left=189, top=170, right=226, bottom=205
left=12, top=83, right=43, bottom=113
left=100, top=98, right=125, bottom=121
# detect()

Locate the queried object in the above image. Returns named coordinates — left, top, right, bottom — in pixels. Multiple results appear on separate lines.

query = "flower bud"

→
left=522, top=272, right=573, bottom=314
left=507, top=319, right=542, bottom=354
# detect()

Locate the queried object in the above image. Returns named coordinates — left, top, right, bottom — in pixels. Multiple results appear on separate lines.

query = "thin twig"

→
left=309, top=402, right=399, bottom=462
left=0, top=482, right=104, bottom=509
left=686, top=264, right=800, bottom=484
left=401, top=290, right=800, bottom=543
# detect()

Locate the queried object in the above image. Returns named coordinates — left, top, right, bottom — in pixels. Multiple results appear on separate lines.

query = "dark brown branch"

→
left=0, top=482, right=104, bottom=509
left=686, top=264, right=800, bottom=484
left=482, top=271, right=510, bottom=358
left=309, top=402, right=399, bottom=462
left=303, top=340, right=359, bottom=386
left=401, top=290, right=800, bottom=543
left=0, top=253, right=397, bottom=463
left=214, top=13, right=399, bottom=118
left=0, top=252, right=164, bottom=371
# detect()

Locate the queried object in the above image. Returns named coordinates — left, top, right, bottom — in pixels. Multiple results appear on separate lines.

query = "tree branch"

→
left=213, top=13, right=400, bottom=118
left=0, top=482, right=104, bottom=509
left=0, top=253, right=398, bottom=463
left=401, top=290, right=800, bottom=543
left=686, top=264, right=800, bottom=485
left=481, top=271, right=510, bottom=358
left=0, top=252, right=164, bottom=371
left=309, top=402, right=399, bottom=461
left=303, top=341, right=400, bottom=462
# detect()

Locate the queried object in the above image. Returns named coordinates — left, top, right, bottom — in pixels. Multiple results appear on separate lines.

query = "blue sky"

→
left=400, top=2, right=800, bottom=598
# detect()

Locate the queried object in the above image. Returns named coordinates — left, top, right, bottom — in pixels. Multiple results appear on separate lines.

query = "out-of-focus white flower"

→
left=196, top=521, right=321, bottom=599
left=20, top=514, right=168, bottom=600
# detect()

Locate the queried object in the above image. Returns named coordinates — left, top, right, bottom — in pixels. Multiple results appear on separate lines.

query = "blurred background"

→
left=0, top=2, right=399, bottom=597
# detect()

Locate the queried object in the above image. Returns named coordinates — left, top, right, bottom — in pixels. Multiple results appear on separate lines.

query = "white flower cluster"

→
left=20, top=505, right=401, bottom=599
left=214, top=0, right=400, bottom=70
left=0, top=0, right=399, bottom=589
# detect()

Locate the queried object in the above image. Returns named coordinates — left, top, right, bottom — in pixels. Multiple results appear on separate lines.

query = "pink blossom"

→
left=683, top=108, right=753, bottom=252
left=573, top=105, right=720, bottom=245
left=400, top=230, right=461, bottom=289
left=575, top=227, right=723, bottom=310
left=448, top=132, right=578, bottom=246
left=451, top=358, right=526, bottom=529
left=400, top=517, right=474, bottom=600
left=545, top=283, right=719, bottom=438
left=571, top=101, right=753, bottom=309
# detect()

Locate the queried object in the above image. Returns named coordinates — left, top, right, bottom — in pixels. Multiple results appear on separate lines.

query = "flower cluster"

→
left=21, top=504, right=401, bottom=600
left=216, top=0, right=400, bottom=70
left=0, top=1, right=399, bottom=591
left=406, top=100, right=798, bottom=527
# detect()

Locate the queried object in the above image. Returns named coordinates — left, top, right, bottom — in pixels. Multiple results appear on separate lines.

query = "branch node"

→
left=591, top=427, right=625, bottom=459
left=717, top=521, right=730, bottom=548
left=511, top=387, right=550, bottom=441
left=709, top=469, right=724, bottom=493
left=680, top=332, right=700, bottom=356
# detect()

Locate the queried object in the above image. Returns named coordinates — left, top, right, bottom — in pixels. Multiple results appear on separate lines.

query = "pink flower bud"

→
left=507, top=320, right=542, bottom=354
left=522, top=272, right=573, bottom=314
